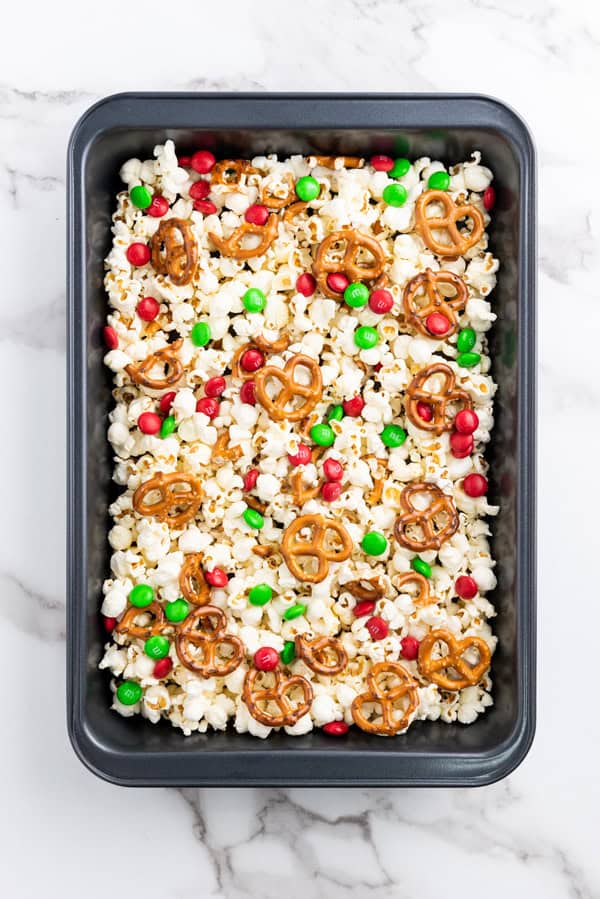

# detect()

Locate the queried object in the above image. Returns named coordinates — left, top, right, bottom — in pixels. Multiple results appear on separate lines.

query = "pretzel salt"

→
left=295, top=635, right=347, bottom=676
left=211, top=159, right=258, bottom=186
left=312, top=229, right=386, bottom=299
left=242, top=667, right=313, bottom=727
left=418, top=628, right=491, bottom=690
left=125, top=339, right=183, bottom=390
left=281, top=514, right=352, bottom=583
left=150, top=218, right=197, bottom=286
left=175, top=606, right=244, bottom=677
left=402, top=269, right=468, bottom=338
left=132, top=471, right=203, bottom=529
left=352, top=662, right=419, bottom=735
left=415, top=190, right=484, bottom=256
left=394, top=482, right=458, bottom=551
left=254, top=354, right=323, bottom=422
left=405, top=363, right=472, bottom=434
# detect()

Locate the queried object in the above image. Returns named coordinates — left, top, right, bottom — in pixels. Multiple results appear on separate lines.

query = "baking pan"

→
left=67, top=93, right=536, bottom=786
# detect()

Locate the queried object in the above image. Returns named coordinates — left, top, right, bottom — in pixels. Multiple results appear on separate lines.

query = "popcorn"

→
left=101, top=145, right=499, bottom=738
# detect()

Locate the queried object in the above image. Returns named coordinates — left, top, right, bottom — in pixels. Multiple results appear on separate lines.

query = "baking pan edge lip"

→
left=66, top=92, right=536, bottom=787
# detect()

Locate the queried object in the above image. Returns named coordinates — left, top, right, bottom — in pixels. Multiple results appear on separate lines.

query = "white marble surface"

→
left=1, top=0, right=598, bottom=895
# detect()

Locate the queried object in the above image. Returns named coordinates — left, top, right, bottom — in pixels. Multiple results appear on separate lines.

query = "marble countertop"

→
left=2, top=0, right=598, bottom=895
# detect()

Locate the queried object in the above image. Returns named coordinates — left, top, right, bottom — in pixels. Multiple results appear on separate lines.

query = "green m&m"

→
left=248, top=584, right=273, bottom=606
left=354, top=325, right=379, bottom=349
left=457, top=351, right=481, bottom=369
left=242, top=287, right=266, bottom=313
left=327, top=405, right=344, bottom=423
left=144, top=635, right=170, bottom=660
left=428, top=170, right=450, bottom=191
left=457, top=327, right=476, bottom=353
left=191, top=321, right=211, bottom=347
left=380, top=424, right=406, bottom=448
left=130, top=185, right=152, bottom=209
left=344, top=282, right=369, bottom=308
left=382, top=183, right=408, bottom=207
left=243, top=507, right=264, bottom=529
left=283, top=603, right=306, bottom=621
left=116, top=680, right=142, bottom=705
left=280, top=640, right=296, bottom=665
left=361, top=531, right=388, bottom=556
left=160, top=415, right=177, bottom=438
left=295, top=176, right=320, bottom=202
left=389, top=158, right=411, bottom=179
left=165, top=598, right=190, bottom=623
left=129, top=583, right=154, bottom=608
left=411, top=557, right=432, bottom=578
left=310, top=422, right=336, bottom=447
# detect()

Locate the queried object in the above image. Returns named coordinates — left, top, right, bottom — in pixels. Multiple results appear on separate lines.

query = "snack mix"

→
left=99, top=142, right=499, bottom=738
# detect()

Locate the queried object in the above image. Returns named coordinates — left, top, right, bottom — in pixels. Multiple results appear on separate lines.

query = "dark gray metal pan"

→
left=67, top=93, right=536, bottom=786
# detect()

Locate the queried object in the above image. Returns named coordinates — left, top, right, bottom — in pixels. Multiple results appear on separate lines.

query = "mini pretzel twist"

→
left=312, top=229, right=386, bottom=299
left=179, top=553, right=211, bottom=606
left=295, top=635, right=348, bottom=675
left=175, top=605, right=244, bottom=677
left=415, top=190, right=485, bottom=257
left=289, top=446, right=325, bottom=505
left=402, top=269, right=468, bottom=338
left=132, top=471, right=203, bottom=529
left=306, top=155, right=364, bottom=169
left=260, top=173, right=295, bottom=208
left=405, top=363, right=472, bottom=434
left=394, top=482, right=458, bottom=552
left=343, top=577, right=384, bottom=602
left=150, top=219, right=198, bottom=286
left=364, top=455, right=387, bottom=506
left=211, top=159, right=259, bottom=186
left=418, top=628, right=491, bottom=690
left=254, top=354, right=323, bottom=422
left=351, top=661, right=419, bottom=736
left=209, top=214, right=278, bottom=260
left=395, top=571, right=435, bottom=607
left=253, top=333, right=291, bottom=354
left=281, top=514, right=352, bottom=583
left=283, top=201, right=309, bottom=224
left=115, top=602, right=167, bottom=640
left=211, top=431, right=243, bottom=462
left=125, top=339, right=183, bottom=390
left=242, top=666, right=314, bottom=727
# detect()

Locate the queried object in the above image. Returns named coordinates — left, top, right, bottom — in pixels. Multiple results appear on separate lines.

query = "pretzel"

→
left=306, top=155, right=364, bottom=169
left=260, top=173, right=295, bottom=208
left=283, top=201, right=308, bottom=223
left=150, top=218, right=197, bottom=286
left=125, top=339, right=183, bottom=390
left=405, top=363, right=472, bottom=434
left=364, top=455, right=387, bottom=506
left=415, top=190, right=484, bottom=257
left=395, top=572, right=435, bottom=607
left=211, top=159, right=258, bottom=186
left=245, top=495, right=267, bottom=515
left=312, top=229, right=386, bottom=299
left=253, top=333, right=290, bottom=354
left=209, top=214, right=278, bottom=260
left=418, top=628, right=491, bottom=690
left=115, top=602, right=167, bottom=640
left=132, top=471, right=203, bottom=529
left=211, top=431, right=243, bottom=462
left=402, top=269, right=468, bottom=338
left=179, top=553, right=211, bottom=606
left=242, top=666, right=313, bottom=727
left=351, top=661, right=419, bottom=735
left=175, top=605, right=244, bottom=677
left=295, top=635, right=347, bottom=675
left=394, top=482, right=458, bottom=551
left=344, top=577, right=384, bottom=602
left=281, top=514, right=352, bottom=583
left=290, top=446, right=325, bottom=505
left=254, top=354, right=323, bottom=422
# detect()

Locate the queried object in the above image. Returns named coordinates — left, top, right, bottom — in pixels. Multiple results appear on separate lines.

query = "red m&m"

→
left=153, top=657, right=173, bottom=679
left=370, top=155, right=394, bottom=171
left=243, top=469, right=259, bottom=491
left=455, top=575, right=478, bottom=599
left=343, top=396, right=365, bottom=418
left=288, top=444, right=312, bottom=466
left=366, top=616, right=389, bottom=640
left=254, top=647, right=279, bottom=671
left=240, top=381, right=257, bottom=405
left=204, top=376, right=226, bottom=397
left=321, top=481, right=342, bottom=502
left=194, top=200, right=217, bottom=215
left=425, top=312, right=450, bottom=336
left=416, top=401, right=433, bottom=422
left=191, top=150, right=216, bottom=174
left=323, top=721, right=349, bottom=736
left=103, top=326, right=118, bottom=350
left=147, top=196, right=169, bottom=217
left=455, top=409, right=479, bottom=435
left=126, top=243, right=151, bottom=266
left=400, top=635, right=420, bottom=660
left=196, top=397, right=220, bottom=419
left=204, top=568, right=228, bottom=588
left=327, top=272, right=350, bottom=294
left=296, top=273, right=316, bottom=297
left=159, top=391, right=176, bottom=414
left=483, top=186, right=495, bottom=211
left=245, top=204, right=269, bottom=225
left=138, top=412, right=162, bottom=435
left=450, top=432, right=474, bottom=458
left=240, top=349, right=265, bottom=372
left=136, top=296, right=160, bottom=321
left=368, top=289, right=394, bottom=314
left=189, top=179, right=211, bottom=200
left=463, top=473, right=488, bottom=497
left=323, top=458, right=344, bottom=481
left=353, top=600, right=376, bottom=618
